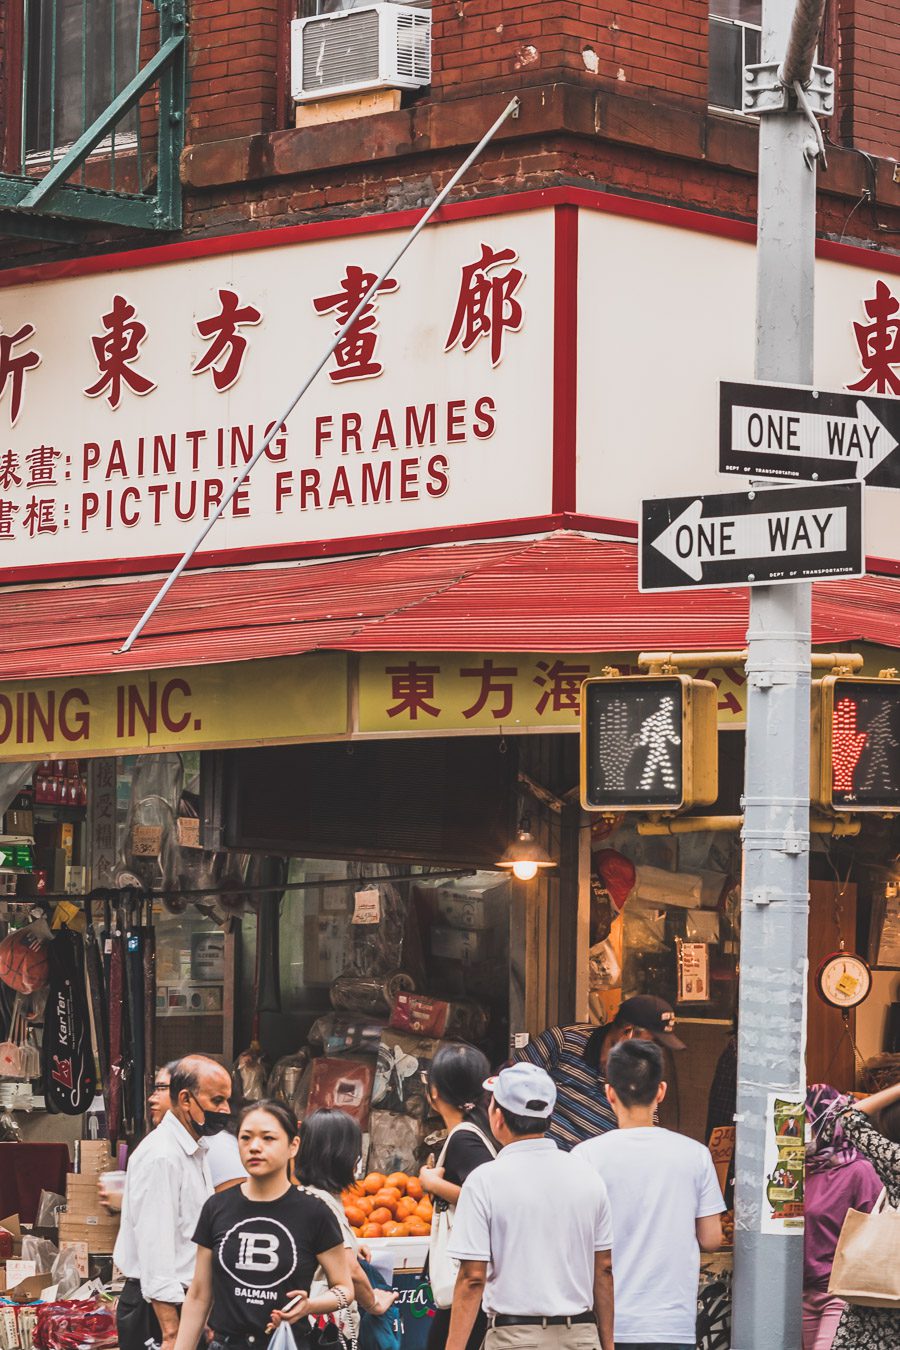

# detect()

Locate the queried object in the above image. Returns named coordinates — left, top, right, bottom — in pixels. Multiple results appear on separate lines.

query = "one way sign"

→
left=640, top=482, right=863, bottom=592
left=720, top=380, right=900, bottom=487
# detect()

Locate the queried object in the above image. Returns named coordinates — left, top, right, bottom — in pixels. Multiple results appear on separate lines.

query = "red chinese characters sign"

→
left=358, top=653, right=750, bottom=730
left=0, top=209, right=554, bottom=579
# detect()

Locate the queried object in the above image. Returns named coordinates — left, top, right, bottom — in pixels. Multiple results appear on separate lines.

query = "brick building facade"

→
left=0, top=0, right=899, bottom=261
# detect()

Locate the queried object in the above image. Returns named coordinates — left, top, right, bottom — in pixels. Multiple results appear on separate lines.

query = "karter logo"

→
left=236, top=1232, right=279, bottom=1273
left=219, top=1218, right=297, bottom=1290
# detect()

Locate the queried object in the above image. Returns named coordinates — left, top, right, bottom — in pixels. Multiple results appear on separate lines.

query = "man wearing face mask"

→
left=115, top=1054, right=233, bottom=1350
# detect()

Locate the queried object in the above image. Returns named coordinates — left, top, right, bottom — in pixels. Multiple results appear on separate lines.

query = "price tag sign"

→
left=352, top=888, right=381, bottom=924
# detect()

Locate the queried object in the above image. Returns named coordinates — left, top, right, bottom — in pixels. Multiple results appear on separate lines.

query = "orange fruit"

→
left=405, top=1178, right=423, bottom=1200
left=362, top=1173, right=386, bottom=1195
left=381, top=1220, right=410, bottom=1238
left=342, top=1184, right=363, bottom=1202
left=405, top=1217, right=429, bottom=1237
left=396, top=1197, right=418, bottom=1219
left=416, top=1199, right=433, bottom=1221
left=386, top=1172, right=408, bottom=1193
left=369, top=1207, right=393, bottom=1227
left=375, top=1186, right=402, bottom=1203
left=356, top=1197, right=375, bottom=1217
left=344, top=1204, right=366, bottom=1228
left=361, top=1223, right=384, bottom=1239
left=372, top=1195, right=398, bottom=1215
left=352, top=1227, right=363, bottom=1238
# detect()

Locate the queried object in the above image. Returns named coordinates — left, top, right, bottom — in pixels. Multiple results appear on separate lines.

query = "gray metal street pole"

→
left=732, top=0, right=828, bottom=1345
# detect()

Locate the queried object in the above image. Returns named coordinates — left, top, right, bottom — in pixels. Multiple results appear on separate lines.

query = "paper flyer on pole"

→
left=762, top=1092, right=806, bottom=1234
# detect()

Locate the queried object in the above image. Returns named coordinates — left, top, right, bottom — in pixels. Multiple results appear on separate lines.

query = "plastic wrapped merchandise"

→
left=233, top=1041, right=268, bottom=1101
left=307, top=1014, right=386, bottom=1057
left=49, top=1246, right=83, bottom=1299
left=306, top=1057, right=375, bottom=1129
left=267, top=1050, right=311, bottom=1106
left=330, top=972, right=414, bottom=1018
left=367, top=1109, right=431, bottom=1176
left=21, top=1235, right=58, bottom=1274
left=35, top=1190, right=67, bottom=1230
left=33, top=1301, right=118, bottom=1350
left=372, top=1030, right=438, bottom=1120
left=343, top=876, right=407, bottom=977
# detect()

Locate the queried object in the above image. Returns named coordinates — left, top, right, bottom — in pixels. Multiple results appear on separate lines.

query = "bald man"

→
left=115, top=1054, right=233, bottom=1350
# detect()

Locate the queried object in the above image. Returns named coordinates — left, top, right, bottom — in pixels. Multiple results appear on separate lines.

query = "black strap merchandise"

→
left=43, top=928, right=97, bottom=1114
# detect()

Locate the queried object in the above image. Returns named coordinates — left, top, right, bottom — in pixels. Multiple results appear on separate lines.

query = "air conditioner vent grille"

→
left=302, top=10, right=381, bottom=91
left=292, top=5, right=432, bottom=102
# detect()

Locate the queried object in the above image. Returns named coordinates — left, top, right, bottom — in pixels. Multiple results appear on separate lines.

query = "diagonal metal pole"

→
left=119, top=96, right=521, bottom=653
left=732, top=1, right=827, bottom=1346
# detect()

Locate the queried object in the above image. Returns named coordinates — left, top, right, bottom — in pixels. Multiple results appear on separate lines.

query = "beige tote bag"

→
left=828, top=1189, right=900, bottom=1309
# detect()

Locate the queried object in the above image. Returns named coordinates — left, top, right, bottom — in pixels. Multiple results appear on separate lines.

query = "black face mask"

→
left=189, top=1094, right=232, bottom=1137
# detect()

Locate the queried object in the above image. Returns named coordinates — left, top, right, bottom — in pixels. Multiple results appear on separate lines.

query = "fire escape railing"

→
left=0, top=0, right=186, bottom=240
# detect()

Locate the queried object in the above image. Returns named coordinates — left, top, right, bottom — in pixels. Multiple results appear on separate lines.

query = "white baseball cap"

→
left=483, top=1063, right=557, bottom=1120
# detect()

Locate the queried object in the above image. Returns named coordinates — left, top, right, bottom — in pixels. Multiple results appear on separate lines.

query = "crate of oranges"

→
left=341, top=1171, right=434, bottom=1239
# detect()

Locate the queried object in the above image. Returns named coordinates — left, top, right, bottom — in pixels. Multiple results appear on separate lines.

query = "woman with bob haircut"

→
left=296, top=1107, right=397, bottom=1319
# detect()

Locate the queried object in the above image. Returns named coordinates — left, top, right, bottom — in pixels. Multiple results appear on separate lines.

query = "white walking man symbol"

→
left=637, top=695, right=682, bottom=792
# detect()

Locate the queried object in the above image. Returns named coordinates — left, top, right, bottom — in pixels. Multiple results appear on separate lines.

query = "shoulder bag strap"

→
left=449, top=1121, right=498, bottom=1159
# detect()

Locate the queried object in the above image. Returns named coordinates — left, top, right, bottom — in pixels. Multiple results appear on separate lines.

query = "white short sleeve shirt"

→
left=448, top=1136, right=613, bottom=1317
left=573, top=1126, right=724, bottom=1344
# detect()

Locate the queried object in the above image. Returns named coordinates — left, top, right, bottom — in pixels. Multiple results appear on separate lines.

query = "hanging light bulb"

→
left=496, top=814, right=555, bottom=881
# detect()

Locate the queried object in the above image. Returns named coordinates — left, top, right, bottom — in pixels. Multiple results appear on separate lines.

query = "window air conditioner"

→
left=291, top=4, right=431, bottom=103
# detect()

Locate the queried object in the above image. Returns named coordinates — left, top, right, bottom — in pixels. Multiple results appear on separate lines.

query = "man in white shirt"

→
left=446, top=1062, right=615, bottom=1350
left=573, top=1040, right=724, bottom=1350
left=114, top=1054, right=233, bottom=1350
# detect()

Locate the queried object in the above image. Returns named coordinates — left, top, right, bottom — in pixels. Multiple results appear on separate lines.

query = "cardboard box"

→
left=77, top=1140, right=116, bottom=1174
left=3, top=808, right=33, bottom=836
left=430, top=925, right=492, bottom=965
left=58, top=1212, right=120, bottom=1252
left=435, top=889, right=493, bottom=931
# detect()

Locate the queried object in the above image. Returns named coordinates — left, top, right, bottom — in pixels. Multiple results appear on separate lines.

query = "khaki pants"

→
left=486, top=1321, right=600, bottom=1350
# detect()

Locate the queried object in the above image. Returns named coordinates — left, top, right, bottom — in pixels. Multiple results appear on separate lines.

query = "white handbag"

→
left=428, top=1123, right=497, bottom=1309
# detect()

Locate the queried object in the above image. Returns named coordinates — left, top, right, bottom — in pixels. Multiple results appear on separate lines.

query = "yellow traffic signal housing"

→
left=812, top=675, right=900, bottom=813
left=580, top=674, right=719, bottom=813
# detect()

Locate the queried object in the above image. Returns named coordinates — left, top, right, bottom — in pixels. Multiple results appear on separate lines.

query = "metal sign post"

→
left=732, top=0, right=832, bottom=1345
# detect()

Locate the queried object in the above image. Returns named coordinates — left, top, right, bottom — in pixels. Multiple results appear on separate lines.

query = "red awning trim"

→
left=2, top=531, right=898, bottom=681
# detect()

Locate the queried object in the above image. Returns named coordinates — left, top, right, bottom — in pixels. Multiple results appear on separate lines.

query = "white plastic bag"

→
left=268, top=1321, right=297, bottom=1350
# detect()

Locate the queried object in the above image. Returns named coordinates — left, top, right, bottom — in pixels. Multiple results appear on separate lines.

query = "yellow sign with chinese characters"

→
left=0, top=653, right=348, bottom=760
left=356, top=653, right=750, bottom=732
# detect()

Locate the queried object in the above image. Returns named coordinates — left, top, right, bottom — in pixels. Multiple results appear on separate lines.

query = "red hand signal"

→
left=833, top=697, right=868, bottom=792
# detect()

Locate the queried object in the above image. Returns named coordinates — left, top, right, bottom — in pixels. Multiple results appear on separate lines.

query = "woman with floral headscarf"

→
left=803, top=1083, right=882, bottom=1350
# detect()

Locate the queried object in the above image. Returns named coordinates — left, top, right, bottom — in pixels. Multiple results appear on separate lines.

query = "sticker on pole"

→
left=639, top=482, right=864, bottom=592
left=720, top=380, right=900, bottom=487
left=761, top=1093, right=805, bottom=1236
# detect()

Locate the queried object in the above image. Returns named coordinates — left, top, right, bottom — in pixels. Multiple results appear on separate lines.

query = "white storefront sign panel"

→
left=0, top=210, right=554, bottom=576
left=577, top=210, right=900, bottom=564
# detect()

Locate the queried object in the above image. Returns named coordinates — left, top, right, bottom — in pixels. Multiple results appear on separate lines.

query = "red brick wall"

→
left=835, top=0, right=900, bottom=158
left=188, top=0, right=282, bottom=145
left=431, top=0, right=708, bottom=104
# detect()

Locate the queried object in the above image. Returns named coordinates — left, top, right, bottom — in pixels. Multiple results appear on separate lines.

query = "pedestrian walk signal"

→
left=812, top=675, right=900, bottom=812
left=580, top=674, right=719, bottom=813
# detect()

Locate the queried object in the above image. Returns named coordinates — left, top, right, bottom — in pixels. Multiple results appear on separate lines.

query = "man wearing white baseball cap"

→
left=445, top=1063, right=614, bottom=1350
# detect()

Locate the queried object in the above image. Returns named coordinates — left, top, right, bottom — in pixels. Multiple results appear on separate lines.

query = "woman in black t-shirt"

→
left=174, top=1100, right=353, bottom=1350
left=419, top=1043, right=497, bottom=1350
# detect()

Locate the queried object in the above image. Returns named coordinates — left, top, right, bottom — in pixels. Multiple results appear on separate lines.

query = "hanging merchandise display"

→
left=82, top=893, right=110, bottom=1122
left=42, top=928, right=96, bottom=1116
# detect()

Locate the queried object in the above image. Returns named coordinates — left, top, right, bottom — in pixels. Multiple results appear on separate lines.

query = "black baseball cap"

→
left=615, top=995, right=686, bottom=1051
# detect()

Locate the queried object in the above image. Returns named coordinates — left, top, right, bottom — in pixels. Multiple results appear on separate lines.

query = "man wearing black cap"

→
left=512, top=995, right=685, bottom=1150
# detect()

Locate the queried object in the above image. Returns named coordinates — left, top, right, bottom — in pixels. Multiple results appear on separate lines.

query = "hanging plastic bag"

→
left=22, top=1233, right=58, bottom=1273
left=267, top=1320, right=298, bottom=1350
left=36, top=1189, right=67, bottom=1229
left=50, top=1244, right=84, bottom=1299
